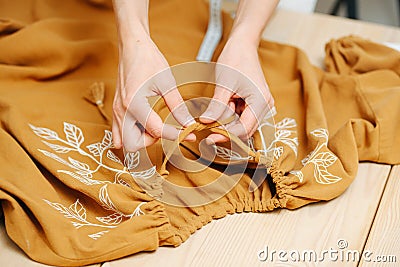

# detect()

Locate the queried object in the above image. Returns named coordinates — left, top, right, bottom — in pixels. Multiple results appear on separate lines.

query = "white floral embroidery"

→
left=130, top=166, right=157, bottom=179
left=257, top=117, right=298, bottom=159
left=88, top=231, right=109, bottom=240
left=43, top=199, right=116, bottom=230
left=44, top=196, right=146, bottom=239
left=289, top=170, right=304, bottom=183
left=276, top=117, right=297, bottom=129
left=124, top=151, right=140, bottom=170
left=106, top=150, right=123, bottom=165
left=116, top=176, right=131, bottom=188
left=214, top=117, right=298, bottom=162
left=130, top=202, right=146, bottom=217
left=99, top=184, right=118, bottom=211
left=214, top=145, right=251, bottom=160
left=30, top=122, right=150, bottom=239
left=30, top=122, right=157, bottom=181
left=274, top=146, right=283, bottom=160
left=304, top=128, right=342, bottom=185
left=301, top=152, right=311, bottom=166
left=274, top=129, right=299, bottom=156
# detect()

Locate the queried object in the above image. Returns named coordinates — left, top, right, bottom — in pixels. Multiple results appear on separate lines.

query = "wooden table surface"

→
left=1, top=7, right=399, bottom=267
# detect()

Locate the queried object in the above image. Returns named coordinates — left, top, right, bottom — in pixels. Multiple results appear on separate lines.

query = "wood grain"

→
left=263, top=9, right=400, bottom=67
left=102, top=220, right=216, bottom=267
left=360, top=166, right=400, bottom=267
left=103, top=163, right=390, bottom=267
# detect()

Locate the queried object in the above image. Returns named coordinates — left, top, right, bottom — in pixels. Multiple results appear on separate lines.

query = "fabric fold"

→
left=0, top=0, right=399, bottom=266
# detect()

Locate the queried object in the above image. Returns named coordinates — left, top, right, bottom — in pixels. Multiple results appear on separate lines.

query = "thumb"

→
left=200, top=86, right=232, bottom=124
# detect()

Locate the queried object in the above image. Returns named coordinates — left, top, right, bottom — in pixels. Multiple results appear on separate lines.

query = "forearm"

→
left=112, top=0, right=150, bottom=41
left=230, top=0, right=279, bottom=47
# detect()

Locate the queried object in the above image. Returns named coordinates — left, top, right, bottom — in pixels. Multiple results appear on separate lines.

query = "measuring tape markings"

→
left=196, top=0, right=223, bottom=62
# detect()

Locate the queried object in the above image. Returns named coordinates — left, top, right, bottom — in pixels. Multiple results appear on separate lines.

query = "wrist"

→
left=113, top=0, right=150, bottom=40
left=118, top=24, right=150, bottom=43
left=227, top=27, right=260, bottom=50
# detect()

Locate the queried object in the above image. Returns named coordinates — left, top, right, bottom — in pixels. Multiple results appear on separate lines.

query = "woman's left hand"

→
left=200, top=35, right=275, bottom=143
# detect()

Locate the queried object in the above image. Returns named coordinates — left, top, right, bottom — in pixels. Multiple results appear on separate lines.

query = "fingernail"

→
left=200, top=112, right=214, bottom=123
left=184, top=133, right=196, bottom=142
left=200, top=111, right=213, bottom=119
left=185, top=118, right=196, bottom=126
left=205, top=137, right=215, bottom=145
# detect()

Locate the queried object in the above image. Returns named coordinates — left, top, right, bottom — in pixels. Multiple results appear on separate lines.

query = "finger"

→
left=162, top=88, right=195, bottom=127
left=112, top=113, right=122, bottom=149
left=205, top=133, right=229, bottom=145
left=130, top=96, right=170, bottom=139
left=200, top=86, right=232, bottom=124
left=123, top=123, right=195, bottom=153
left=227, top=106, right=259, bottom=140
left=205, top=101, right=236, bottom=145
left=121, top=114, right=146, bottom=152
left=130, top=100, right=196, bottom=142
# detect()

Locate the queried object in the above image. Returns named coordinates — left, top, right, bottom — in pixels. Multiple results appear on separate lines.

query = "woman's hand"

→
left=200, top=0, right=278, bottom=144
left=112, top=0, right=195, bottom=152
left=200, top=36, right=274, bottom=143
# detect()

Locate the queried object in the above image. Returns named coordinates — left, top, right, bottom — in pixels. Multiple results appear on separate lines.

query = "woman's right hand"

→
left=112, top=19, right=195, bottom=152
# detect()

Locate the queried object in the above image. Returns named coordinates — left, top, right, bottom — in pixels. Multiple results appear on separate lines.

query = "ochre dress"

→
left=0, top=0, right=399, bottom=265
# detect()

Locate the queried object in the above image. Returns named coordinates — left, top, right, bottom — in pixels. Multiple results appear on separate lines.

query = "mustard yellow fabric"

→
left=0, top=0, right=399, bottom=265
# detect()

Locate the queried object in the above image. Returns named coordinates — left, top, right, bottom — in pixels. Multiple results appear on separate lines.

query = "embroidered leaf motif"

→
left=96, top=213, right=123, bottom=225
left=44, top=199, right=75, bottom=219
left=42, top=141, right=72, bottom=153
left=275, top=129, right=291, bottom=139
left=258, top=121, right=274, bottom=129
left=58, top=170, right=102, bottom=185
left=71, top=222, right=86, bottom=229
left=99, top=185, right=117, bottom=211
left=301, top=152, right=312, bottom=166
left=64, top=122, right=84, bottom=147
left=311, top=128, right=328, bottom=138
left=303, top=128, right=342, bottom=185
left=86, top=143, right=102, bottom=157
left=276, top=118, right=297, bottom=129
left=29, top=124, right=59, bottom=140
left=75, top=170, right=93, bottom=178
left=101, top=130, right=113, bottom=150
left=257, top=117, right=298, bottom=157
left=107, top=150, right=122, bottom=165
left=124, top=151, right=140, bottom=170
left=33, top=122, right=152, bottom=238
left=281, top=137, right=298, bottom=156
left=311, top=128, right=329, bottom=144
left=131, top=202, right=145, bottom=217
left=38, top=149, right=71, bottom=167
left=44, top=199, right=118, bottom=232
left=274, top=146, right=283, bottom=160
left=289, top=170, right=304, bottom=183
left=68, top=157, right=90, bottom=171
left=88, top=231, right=109, bottom=240
left=44, top=199, right=88, bottom=227
left=215, top=145, right=250, bottom=160
left=130, top=166, right=156, bottom=179
left=69, top=199, right=87, bottom=220
left=117, top=178, right=131, bottom=188
left=314, top=165, right=342, bottom=184
left=310, top=151, right=337, bottom=168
